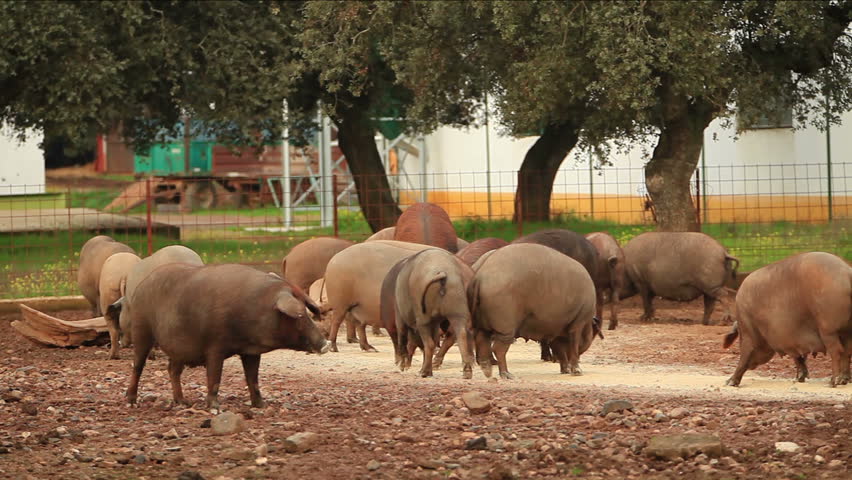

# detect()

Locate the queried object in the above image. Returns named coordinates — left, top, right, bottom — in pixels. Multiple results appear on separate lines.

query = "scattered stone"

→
left=417, top=458, right=445, bottom=470
left=223, top=448, right=254, bottom=462
left=367, top=460, right=381, bottom=471
left=164, top=428, right=180, bottom=440
left=177, top=471, right=206, bottom=480
left=20, top=402, right=37, bottom=416
left=601, top=399, right=634, bottom=416
left=828, top=460, right=843, bottom=469
left=645, top=434, right=723, bottom=459
left=255, top=457, right=268, bottom=466
left=461, top=392, right=491, bottom=414
left=211, top=412, right=244, bottom=436
left=816, top=445, right=832, bottom=456
left=283, top=432, right=320, bottom=453
left=774, top=442, right=800, bottom=453
left=82, top=430, right=99, bottom=437
left=254, top=444, right=268, bottom=457
left=814, top=455, right=825, bottom=464
left=3, top=390, right=23, bottom=402
left=199, top=419, right=211, bottom=429
left=465, top=436, right=488, bottom=450
left=668, top=407, right=689, bottom=419
left=133, top=454, right=148, bottom=464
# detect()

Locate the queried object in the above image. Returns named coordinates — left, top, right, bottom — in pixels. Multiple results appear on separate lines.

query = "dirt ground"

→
left=1, top=299, right=850, bottom=480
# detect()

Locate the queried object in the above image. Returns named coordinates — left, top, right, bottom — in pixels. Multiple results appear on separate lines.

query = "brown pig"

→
left=114, top=245, right=203, bottom=348
left=77, top=235, right=135, bottom=316
left=392, top=249, right=475, bottom=379
left=455, top=237, right=509, bottom=266
left=366, top=227, right=396, bottom=242
left=393, top=202, right=459, bottom=253
left=281, top=237, right=355, bottom=291
left=98, top=252, right=142, bottom=359
left=621, top=232, right=739, bottom=325
left=723, top=252, right=852, bottom=387
left=585, top=232, right=626, bottom=330
left=468, top=243, right=601, bottom=379
left=324, top=240, right=433, bottom=352
left=119, top=263, right=327, bottom=410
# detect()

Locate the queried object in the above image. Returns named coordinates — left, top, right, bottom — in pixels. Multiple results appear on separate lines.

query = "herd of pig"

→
left=74, top=202, right=852, bottom=410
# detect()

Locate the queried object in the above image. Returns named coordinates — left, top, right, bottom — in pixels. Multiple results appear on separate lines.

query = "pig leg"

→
left=345, top=317, right=357, bottom=344
left=565, top=334, right=582, bottom=375
left=372, top=325, right=385, bottom=337
left=595, top=289, right=605, bottom=331
left=240, top=354, right=265, bottom=408
left=475, top=330, right=494, bottom=378
left=638, top=284, right=655, bottom=322
left=450, top=319, right=474, bottom=380
left=820, top=332, right=848, bottom=387
left=327, top=308, right=346, bottom=352
left=417, top=324, right=437, bottom=378
left=701, top=294, right=717, bottom=325
left=433, top=330, right=455, bottom=370
left=726, top=338, right=774, bottom=387
left=397, top=326, right=410, bottom=371
left=549, top=338, right=571, bottom=374
left=608, top=288, right=619, bottom=331
left=204, top=352, right=225, bottom=412
left=356, top=322, right=378, bottom=352
left=492, top=335, right=514, bottom=380
left=794, top=356, right=809, bottom=383
left=167, top=359, right=190, bottom=406
left=106, top=319, right=121, bottom=360
left=126, top=324, right=154, bottom=406
left=539, top=340, right=554, bottom=362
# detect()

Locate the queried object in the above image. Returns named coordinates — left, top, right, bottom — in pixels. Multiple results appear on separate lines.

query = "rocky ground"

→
left=1, top=299, right=850, bottom=480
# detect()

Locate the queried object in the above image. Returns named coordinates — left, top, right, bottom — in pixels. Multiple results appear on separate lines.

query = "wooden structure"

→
left=12, top=305, right=108, bottom=347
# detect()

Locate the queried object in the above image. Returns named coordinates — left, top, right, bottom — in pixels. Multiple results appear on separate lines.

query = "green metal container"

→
left=134, top=141, right=213, bottom=174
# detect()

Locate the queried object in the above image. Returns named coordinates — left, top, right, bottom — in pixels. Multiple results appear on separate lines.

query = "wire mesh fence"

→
left=1, top=162, right=849, bottom=299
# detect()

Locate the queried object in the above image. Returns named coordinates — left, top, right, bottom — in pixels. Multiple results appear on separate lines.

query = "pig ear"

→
left=275, top=291, right=307, bottom=318
left=290, top=284, right=321, bottom=317
left=607, top=256, right=618, bottom=268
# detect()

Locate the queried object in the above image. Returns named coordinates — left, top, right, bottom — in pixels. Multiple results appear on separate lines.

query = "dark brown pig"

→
left=585, top=232, right=626, bottom=330
left=512, top=229, right=600, bottom=360
left=622, top=232, right=739, bottom=325
left=392, top=249, right=475, bottom=379
left=393, top=203, right=459, bottom=253
left=77, top=235, right=135, bottom=316
left=455, top=237, right=509, bottom=266
left=468, top=243, right=601, bottom=379
left=119, top=263, right=328, bottom=410
left=723, top=252, right=852, bottom=387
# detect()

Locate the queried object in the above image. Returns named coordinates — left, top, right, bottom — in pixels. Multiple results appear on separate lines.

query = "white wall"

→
left=0, top=126, right=45, bottom=195
left=399, top=109, right=850, bottom=199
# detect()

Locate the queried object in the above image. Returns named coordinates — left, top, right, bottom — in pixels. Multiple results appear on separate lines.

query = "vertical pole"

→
left=332, top=174, right=339, bottom=237
left=588, top=151, right=594, bottom=218
left=485, top=92, right=493, bottom=219
left=826, top=96, right=833, bottom=222
left=67, top=186, right=73, bottom=280
left=420, top=137, right=428, bottom=203
left=695, top=168, right=702, bottom=230
left=516, top=170, right=524, bottom=238
left=282, top=102, right=292, bottom=230
left=183, top=115, right=191, bottom=174
left=701, top=137, right=708, bottom=224
left=319, top=110, right=334, bottom=228
left=146, top=177, right=153, bottom=256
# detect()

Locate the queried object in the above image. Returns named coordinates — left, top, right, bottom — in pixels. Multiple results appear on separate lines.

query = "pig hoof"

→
left=725, top=378, right=740, bottom=387
left=346, top=337, right=357, bottom=344
left=607, top=324, right=617, bottom=331
left=419, top=371, right=432, bottom=378
left=499, top=372, right=514, bottom=380
left=462, top=369, right=472, bottom=380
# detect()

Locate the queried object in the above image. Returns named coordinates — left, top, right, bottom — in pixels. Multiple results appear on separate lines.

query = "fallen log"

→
left=11, top=304, right=109, bottom=348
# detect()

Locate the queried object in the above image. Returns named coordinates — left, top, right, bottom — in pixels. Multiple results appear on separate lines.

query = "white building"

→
left=390, top=109, right=851, bottom=223
left=0, top=126, right=45, bottom=195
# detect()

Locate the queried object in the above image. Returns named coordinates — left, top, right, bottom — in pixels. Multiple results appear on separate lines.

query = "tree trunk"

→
left=334, top=107, right=402, bottom=232
left=645, top=100, right=715, bottom=232
left=513, top=122, right=580, bottom=222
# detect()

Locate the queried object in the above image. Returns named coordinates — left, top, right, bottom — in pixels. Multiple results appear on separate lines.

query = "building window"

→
left=737, top=95, right=794, bottom=130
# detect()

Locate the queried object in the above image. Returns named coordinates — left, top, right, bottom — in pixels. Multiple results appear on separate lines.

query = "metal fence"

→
left=1, top=162, right=850, bottom=299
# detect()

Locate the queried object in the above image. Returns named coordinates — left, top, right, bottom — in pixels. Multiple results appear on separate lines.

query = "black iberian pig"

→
left=119, top=263, right=328, bottom=410
left=723, top=252, right=852, bottom=387
left=468, top=243, right=602, bottom=379
left=621, top=232, right=739, bottom=325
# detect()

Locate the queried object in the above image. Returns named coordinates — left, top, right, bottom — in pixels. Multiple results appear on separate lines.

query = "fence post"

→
left=695, top=168, right=701, bottom=230
left=332, top=174, right=339, bottom=237
left=516, top=170, right=524, bottom=238
left=67, top=186, right=73, bottom=275
left=826, top=98, right=833, bottom=222
left=146, top=177, right=153, bottom=256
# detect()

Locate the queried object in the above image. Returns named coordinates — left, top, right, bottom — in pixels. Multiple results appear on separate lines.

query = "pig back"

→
left=512, top=229, right=599, bottom=282
left=471, top=243, right=596, bottom=337
left=98, top=252, right=142, bottom=314
left=125, top=245, right=203, bottom=302
left=623, top=232, right=731, bottom=299
left=366, top=227, right=395, bottom=242
left=393, top=202, right=459, bottom=253
left=282, top=237, right=354, bottom=290
left=77, top=236, right=135, bottom=304
left=456, top=237, right=509, bottom=266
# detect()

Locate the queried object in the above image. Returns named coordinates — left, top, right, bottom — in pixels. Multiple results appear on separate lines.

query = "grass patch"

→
left=0, top=212, right=848, bottom=298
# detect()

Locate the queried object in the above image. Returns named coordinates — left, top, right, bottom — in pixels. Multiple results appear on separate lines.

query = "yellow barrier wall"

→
left=398, top=190, right=851, bottom=223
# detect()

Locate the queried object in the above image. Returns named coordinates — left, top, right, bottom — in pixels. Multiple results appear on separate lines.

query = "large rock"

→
left=210, top=412, right=244, bottom=436
left=461, top=392, right=491, bottom=414
left=284, top=432, right=320, bottom=453
left=774, top=442, right=800, bottom=453
left=601, top=399, right=634, bottom=416
left=645, top=434, right=724, bottom=459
